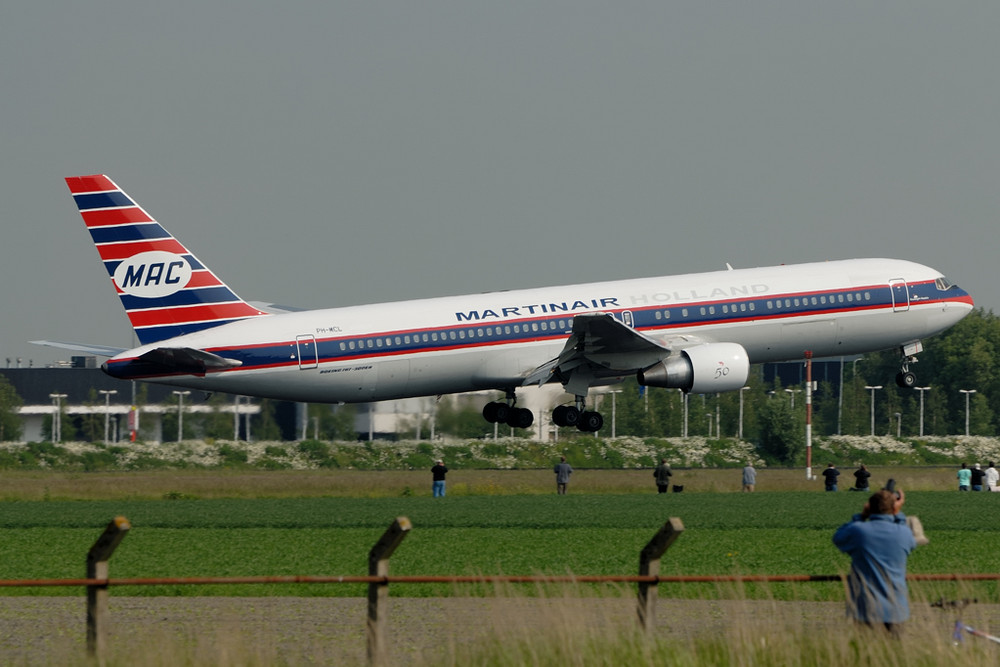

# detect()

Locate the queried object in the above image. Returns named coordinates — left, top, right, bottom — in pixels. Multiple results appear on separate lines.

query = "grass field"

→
left=3, top=468, right=1000, bottom=665
left=0, top=468, right=997, bottom=601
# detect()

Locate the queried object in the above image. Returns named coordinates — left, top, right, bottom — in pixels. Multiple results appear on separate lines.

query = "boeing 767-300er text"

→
left=35, top=175, right=974, bottom=432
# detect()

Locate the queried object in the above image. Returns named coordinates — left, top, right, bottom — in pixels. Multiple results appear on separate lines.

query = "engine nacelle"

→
left=637, top=343, right=750, bottom=394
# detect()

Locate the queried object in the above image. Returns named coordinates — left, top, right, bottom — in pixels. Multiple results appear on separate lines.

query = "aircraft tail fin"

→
left=65, top=175, right=266, bottom=345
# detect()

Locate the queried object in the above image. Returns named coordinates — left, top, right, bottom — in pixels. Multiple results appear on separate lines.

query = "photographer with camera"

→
left=832, top=481, right=917, bottom=635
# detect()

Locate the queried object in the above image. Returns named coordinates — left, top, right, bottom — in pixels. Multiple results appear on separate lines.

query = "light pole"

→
left=49, top=393, right=67, bottom=443
left=609, top=390, right=622, bottom=438
left=681, top=389, right=689, bottom=438
left=172, top=390, right=190, bottom=442
left=864, top=386, right=882, bottom=436
left=784, top=388, right=801, bottom=409
left=99, top=390, right=117, bottom=445
left=234, top=395, right=241, bottom=440
left=914, top=386, right=931, bottom=437
left=959, top=389, right=977, bottom=436
left=738, top=386, right=750, bottom=440
left=895, top=412, right=902, bottom=438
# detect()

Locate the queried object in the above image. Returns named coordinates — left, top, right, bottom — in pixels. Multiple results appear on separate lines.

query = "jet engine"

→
left=637, top=343, right=750, bottom=394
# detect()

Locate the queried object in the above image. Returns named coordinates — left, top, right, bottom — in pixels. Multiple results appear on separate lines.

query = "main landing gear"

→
left=482, top=394, right=605, bottom=433
left=482, top=394, right=534, bottom=429
left=552, top=397, right=604, bottom=433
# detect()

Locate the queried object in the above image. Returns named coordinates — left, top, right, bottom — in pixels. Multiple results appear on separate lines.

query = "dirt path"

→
left=0, top=596, right=855, bottom=665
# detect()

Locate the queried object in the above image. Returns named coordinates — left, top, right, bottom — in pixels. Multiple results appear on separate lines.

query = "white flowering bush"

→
left=0, top=434, right=998, bottom=470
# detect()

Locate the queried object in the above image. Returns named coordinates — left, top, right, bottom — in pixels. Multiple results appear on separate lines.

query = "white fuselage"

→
left=105, top=258, right=973, bottom=402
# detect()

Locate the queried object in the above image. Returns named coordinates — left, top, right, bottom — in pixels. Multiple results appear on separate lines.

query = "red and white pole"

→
left=805, top=351, right=813, bottom=480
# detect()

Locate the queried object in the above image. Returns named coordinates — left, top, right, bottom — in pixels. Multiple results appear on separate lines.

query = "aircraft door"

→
left=296, top=334, right=318, bottom=369
left=889, top=279, right=910, bottom=313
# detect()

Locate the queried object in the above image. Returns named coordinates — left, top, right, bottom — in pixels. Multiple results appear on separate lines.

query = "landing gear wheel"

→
left=896, top=371, right=916, bottom=389
left=482, top=401, right=510, bottom=424
left=578, top=411, right=604, bottom=433
left=507, top=407, right=534, bottom=429
left=553, top=405, right=580, bottom=427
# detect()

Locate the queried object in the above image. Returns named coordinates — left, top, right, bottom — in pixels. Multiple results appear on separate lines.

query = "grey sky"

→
left=2, top=2, right=998, bottom=367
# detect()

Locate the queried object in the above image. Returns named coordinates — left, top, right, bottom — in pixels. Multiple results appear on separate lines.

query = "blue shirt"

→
left=554, top=462, right=573, bottom=484
left=833, top=513, right=916, bottom=624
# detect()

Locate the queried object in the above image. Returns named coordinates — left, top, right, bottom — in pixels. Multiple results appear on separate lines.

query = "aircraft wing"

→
left=30, top=340, right=128, bottom=357
left=523, top=313, right=685, bottom=396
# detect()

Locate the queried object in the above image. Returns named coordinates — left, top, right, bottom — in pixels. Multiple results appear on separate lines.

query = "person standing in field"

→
left=654, top=459, right=672, bottom=494
left=957, top=463, right=971, bottom=491
left=986, top=462, right=999, bottom=492
left=431, top=459, right=448, bottom=497
left=970, top=463, right=985, bottom=491
left=554, top=456, right=573, bottom=495
left=742, top=462, right=756, bottom=492
left=851, top=464, right=871, bottom=492
left=833, top=488, right=917, bottom=635
left=822, top=463, right=840, bottom=492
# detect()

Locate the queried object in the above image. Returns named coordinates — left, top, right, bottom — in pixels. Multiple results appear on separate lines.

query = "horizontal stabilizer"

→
left=30, top=340, right=127, bottom=357
left=137, top=347, right=243, bottom=376
left=248, top=301, right=308, bottom=314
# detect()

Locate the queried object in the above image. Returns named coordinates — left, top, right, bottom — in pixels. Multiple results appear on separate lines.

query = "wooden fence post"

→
left=637, top=517, right=684, bottom=634
left=86, top=516, right=131, bottom=662
left=367, top=516, right=412, bottom=667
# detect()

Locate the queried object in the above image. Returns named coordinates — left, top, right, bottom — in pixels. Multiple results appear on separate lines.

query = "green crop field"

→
left=1, top=489, right=997, bottom=600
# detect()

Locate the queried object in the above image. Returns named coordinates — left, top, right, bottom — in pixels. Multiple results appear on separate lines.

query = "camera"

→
left=885, top=478, right=900, bottom=498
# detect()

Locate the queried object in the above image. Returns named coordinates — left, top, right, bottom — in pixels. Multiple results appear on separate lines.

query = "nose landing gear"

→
left=895, top=342, right=923, bottom=388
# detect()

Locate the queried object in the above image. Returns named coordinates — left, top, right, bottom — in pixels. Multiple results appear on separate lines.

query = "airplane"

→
left=35, top=174, right=974, bottom=432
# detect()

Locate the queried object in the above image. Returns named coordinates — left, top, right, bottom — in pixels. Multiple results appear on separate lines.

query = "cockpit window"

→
left=935, top=277, right=957, bottom=291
